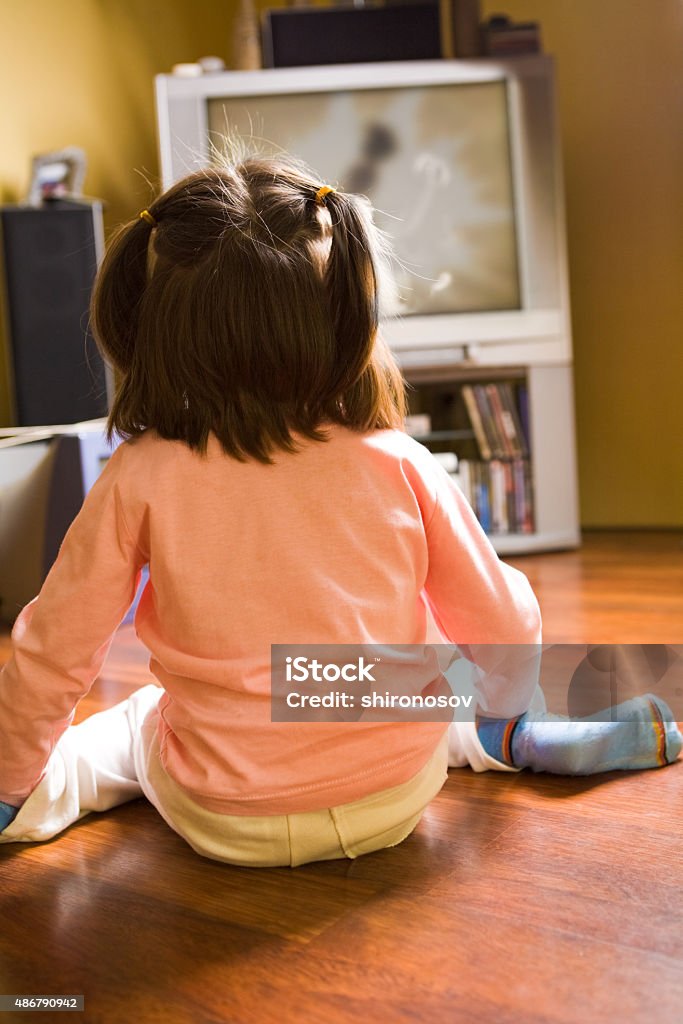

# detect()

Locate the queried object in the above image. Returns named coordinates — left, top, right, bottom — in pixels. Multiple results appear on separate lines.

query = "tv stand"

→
left=400, top=357, right=579, bottom=555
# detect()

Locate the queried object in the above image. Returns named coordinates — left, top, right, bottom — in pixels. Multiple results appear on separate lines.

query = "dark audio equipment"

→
left=262, top=2, right=442, bottom=69
left=0, top=200, right=109, bottom=427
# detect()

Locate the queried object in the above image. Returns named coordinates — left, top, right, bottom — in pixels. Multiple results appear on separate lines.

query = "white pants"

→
left=0, top=685, right=456, bottom=867
left=0, top=685, right=163, bottom=847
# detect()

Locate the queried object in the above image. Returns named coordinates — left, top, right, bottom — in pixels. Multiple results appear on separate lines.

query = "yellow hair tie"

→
left=139, top=209, right=156, bottom=227
left=315, top=185, right=335, bottom=206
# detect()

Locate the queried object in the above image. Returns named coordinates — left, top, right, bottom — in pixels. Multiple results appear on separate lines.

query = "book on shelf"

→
left=504, top=461, right=515, bottom=533
left=461, top=384, right=491, bottom=459
left=474, top=385, right=502, bottom=459
left=454, top=379, right=535, bottom=535
left=517, top=382, right=531, bottom=453
left=473, top=462, right=491, bottom=533
left=463, top=381, right=529, bottom=464
left=498, top=381, right=529, bottom=458
left=456, top=457, right=534, bottom=535
left=485, top=383, right=514, bottom=459
left=489, top=459, right=506, bottom=534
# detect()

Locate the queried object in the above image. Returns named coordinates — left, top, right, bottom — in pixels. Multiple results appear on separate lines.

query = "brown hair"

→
left=91, top=155, right=406, bottom=461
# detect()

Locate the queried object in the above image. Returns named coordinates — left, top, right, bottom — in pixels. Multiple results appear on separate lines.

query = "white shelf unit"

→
left=401, top=359, right=580, bottom=555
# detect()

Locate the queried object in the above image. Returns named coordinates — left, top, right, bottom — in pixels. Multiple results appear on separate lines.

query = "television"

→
left=155, top=56, right=572, bottom=369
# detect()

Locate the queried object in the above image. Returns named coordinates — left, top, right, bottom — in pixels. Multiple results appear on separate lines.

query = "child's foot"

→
left=0, top=801, right=19, bottom=832
left=476, top=694, right=682, bottom=775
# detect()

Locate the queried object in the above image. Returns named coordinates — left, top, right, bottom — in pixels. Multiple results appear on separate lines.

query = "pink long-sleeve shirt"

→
left=0, top=426, right=541, bottom=813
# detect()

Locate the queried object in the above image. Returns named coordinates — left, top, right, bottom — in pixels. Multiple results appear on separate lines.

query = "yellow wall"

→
left=481, top=0, right=683, bottom=526
left=2, top=1, right=682, bottom=525
left=0, top=0, right=254, bottom=423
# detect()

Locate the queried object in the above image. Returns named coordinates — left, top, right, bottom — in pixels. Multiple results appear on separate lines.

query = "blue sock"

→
left=475, top=716, right=521, bottom=766
left=0, top=801, right=19, bottom=832
left=477, top=694, right=682, bottom=775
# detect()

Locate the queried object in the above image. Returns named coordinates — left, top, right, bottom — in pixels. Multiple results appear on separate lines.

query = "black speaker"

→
left=262, top=2, right=442, bottom=68
left=0, top=200, right=109, bottom=427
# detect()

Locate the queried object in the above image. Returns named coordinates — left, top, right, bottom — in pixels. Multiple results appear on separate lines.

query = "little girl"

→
left=0, top=156, right=679, bottom=865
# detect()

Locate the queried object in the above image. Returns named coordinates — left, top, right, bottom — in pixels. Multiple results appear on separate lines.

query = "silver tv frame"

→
left=155, top=56, right=572, bottom=368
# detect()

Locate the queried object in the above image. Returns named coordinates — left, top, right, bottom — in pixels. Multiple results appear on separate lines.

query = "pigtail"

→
left=321, top=191, right=405, bottom=429
left=322, top=191, right=379, bottom=396
left=90, top=213, right=155, bottom=378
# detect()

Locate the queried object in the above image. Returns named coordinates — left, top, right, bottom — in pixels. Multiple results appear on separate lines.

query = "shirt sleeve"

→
left=421, top=460, right=543, bottom=720
left=0, top=442, right=146, bottom=806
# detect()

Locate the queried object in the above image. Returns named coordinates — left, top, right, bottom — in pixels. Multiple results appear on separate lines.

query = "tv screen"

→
left=157, top=57, right=571, bottom=358
left=207, top=81, right=521, bottom=317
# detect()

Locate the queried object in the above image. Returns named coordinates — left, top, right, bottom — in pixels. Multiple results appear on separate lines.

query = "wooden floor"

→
left=1, top=531, right=682, bottom=1024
